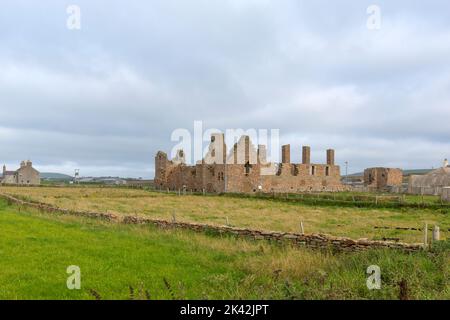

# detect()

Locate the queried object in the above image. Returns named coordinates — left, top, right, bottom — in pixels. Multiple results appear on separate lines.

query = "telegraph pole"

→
left=345, top=161, right=348, bottom=184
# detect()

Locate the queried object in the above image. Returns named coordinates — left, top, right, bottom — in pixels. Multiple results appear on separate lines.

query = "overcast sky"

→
left=1, top=0, right=449, bottom=178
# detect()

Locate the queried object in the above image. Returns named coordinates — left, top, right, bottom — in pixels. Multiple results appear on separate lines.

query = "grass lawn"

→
left=1, top=186, right=449, bottom=243
left=0, top=199, right=448, bottom=300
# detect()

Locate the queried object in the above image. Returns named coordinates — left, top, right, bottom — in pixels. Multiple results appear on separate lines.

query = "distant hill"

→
left=402, top=169, right=434, bottom=176
left=348, top=169, right=433, bottom=177
left=40, top=172, right=73, bottom=180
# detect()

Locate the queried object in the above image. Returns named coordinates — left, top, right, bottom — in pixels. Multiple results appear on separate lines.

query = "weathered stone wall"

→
left=0, top=193, right=423, bottom=252
left=16, top=164, right=40, bottom=185
left=364, top=167, right=403, bottom=190
left=260, top=163, right=344, bottom=193
left=155, top=135, right=345, bottom=194
left=1, top=161, right=40, bottom=185
left=408, top=167, right=450, bottom=196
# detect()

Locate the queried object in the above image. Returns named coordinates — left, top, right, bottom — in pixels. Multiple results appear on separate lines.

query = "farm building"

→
left=408, top=159, right=450, bottom=195
left=442, top=187, right=450, bottom=202
left=1, top=160, right=41, bottom=185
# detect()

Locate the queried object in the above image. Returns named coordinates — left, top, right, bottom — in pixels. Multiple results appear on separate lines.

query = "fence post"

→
left=226, top=216, right=229, bottom=226
left=432, top=225, right=440, bottom=242
left=375, top=196, right=378, bottom=205
left=423, top=223, right=428, bottom=248
left=300, top=221, right=304, bottom=235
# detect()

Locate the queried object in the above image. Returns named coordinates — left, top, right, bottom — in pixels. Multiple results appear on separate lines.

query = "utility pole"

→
left=345, top=161, right=348, bottom=184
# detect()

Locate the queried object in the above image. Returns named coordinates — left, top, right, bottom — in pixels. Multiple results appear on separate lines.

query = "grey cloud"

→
left=1, top=0, right=450, bottom=177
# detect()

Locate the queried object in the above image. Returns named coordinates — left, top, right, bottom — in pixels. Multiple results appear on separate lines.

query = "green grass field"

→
left=2, top=186, right=449, bottom=243
left=0, top=199, right=448, bottom=300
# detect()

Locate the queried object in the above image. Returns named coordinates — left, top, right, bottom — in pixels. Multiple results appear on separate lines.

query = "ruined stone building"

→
left=155, top=134, right=344, bottom=193
left=1, top=160, right=41, bottom=185
left=363, top=167, right=403, bottom=191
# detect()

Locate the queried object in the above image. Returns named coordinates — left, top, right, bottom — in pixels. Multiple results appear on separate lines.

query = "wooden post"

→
left=202, top=188, right=205, bottom=196
left=375, top=196, right=378, bottom=205
left=300, top=221, right=304, bottom=235
left=423, top=223, right=428, bottom=247
left=226, top=216, right=229, bottom=226
left=432, top=226, right=440, bottom=242
left=172, top=211, right=176, bottom=223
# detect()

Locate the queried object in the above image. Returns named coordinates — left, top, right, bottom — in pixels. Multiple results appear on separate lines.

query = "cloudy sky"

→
left=1, top=0, right=449, bottom=178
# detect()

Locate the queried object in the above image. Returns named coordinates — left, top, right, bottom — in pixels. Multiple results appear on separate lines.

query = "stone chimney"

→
left=281, top=144, right=290, bottom=164
left=232, top=136, right=250, bottom=164
left=214, top=133, right=226, bottom=164
left=302, top=146, right=311, bottom=164
left=326, top=149, right=335, bottom=165
left=257, top=145, right=267, bottom=164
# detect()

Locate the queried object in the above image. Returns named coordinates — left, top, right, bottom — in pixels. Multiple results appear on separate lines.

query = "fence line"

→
left=0, top=193, right=425, bottom=253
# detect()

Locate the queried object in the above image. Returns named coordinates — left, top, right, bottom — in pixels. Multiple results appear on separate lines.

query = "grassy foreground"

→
left=0, top=199, right=448, bottom=300
left=2, top=186, right=449, bottom=243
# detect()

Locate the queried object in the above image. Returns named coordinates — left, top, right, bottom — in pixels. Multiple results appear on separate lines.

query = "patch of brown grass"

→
left=1, top=186, right=448, bottom=242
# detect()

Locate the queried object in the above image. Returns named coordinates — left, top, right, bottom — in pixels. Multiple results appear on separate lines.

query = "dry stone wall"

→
left=0, top=193, right=423, bottom=252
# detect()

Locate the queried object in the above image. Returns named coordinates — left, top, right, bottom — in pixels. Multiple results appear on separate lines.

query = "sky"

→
left=0, top=0, right=449, bottom=178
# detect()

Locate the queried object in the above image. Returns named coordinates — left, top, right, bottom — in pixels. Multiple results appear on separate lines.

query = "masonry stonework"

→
left=1, top=160, right=40, bottom=185
left=364, top=167, right=403, bottom=190
left=302, top=146, right=311, bottom=164
left=155, top=135, right=345, bottom=193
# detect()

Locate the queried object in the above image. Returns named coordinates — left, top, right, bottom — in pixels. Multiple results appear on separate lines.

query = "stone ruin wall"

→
left=364, top=167, right=403, bottom=190
left=155, top=135, right=345, bottom=193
